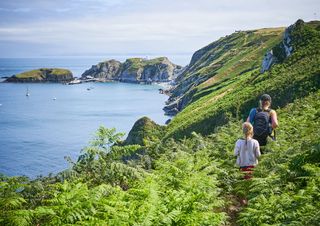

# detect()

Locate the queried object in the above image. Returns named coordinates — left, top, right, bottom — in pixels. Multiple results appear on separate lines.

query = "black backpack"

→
left=253, top=108, right=272, bottom=137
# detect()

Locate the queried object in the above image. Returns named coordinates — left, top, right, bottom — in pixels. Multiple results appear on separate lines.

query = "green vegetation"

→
left=15, top=68, right=72, bottom=79
left=124, top=117, right=165, bottom=146
left=1, top=20, right=319, bottom=225
left=166, top=20, right=320, bottom=139
left=49, top=68, right=72, bottom=76
left=15, top=69, right=44, bottom=79
left=122, top=57, right=170, bottom=73
left=170, top=27, right=284, bottom=100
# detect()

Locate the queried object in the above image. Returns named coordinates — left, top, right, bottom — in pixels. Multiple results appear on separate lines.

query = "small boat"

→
left=26, top=87, right=30, bottom=96
left=53, top=97, right=57, bottom=100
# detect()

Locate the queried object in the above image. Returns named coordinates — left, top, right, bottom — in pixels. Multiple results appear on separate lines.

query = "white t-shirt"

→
left=234, top=138, right=261, bottom=167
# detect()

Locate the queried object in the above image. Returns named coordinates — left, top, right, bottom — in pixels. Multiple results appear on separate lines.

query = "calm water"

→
left=0, top=58, right=169, bottom=178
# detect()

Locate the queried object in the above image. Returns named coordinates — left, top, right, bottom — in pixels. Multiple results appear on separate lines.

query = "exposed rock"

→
left=5, top=68, right=73, bottom=83
left=283, top=28, right=293, bottom=57
left=260, top=20, right=299, bottom=73
left=81, top=59, right=121, bottom=80
left=81, top=57, right=182, bottom=83
left=260, top=50, right=276, bottom=73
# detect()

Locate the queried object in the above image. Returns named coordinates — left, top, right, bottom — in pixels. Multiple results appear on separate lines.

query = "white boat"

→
left=67, top=79, right=82, bottom=85
left=26, top=87, right=30, bottom=96
left=53, top=97, right=57, bottom=100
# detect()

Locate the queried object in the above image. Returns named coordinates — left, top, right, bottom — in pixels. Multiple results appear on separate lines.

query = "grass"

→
left=15, top=68, right=71, bottom=79
left=15, top=69, right=44, bottom=79
left=123, top=57, right=171, bottom=73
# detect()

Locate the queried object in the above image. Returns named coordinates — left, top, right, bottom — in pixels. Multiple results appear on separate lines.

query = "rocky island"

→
left=5, top=68, right=73, bottom=83
left=81, top=57, right=182, bottom=83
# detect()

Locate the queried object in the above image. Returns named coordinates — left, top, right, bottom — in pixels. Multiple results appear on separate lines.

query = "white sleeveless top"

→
left=234, top=138, right=261, bottom=167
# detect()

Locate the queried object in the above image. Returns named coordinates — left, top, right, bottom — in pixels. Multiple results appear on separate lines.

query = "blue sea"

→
left=0, top=58, right=170, bottom=178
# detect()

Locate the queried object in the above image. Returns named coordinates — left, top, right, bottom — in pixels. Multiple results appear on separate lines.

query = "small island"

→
left=4, top=68, right=74, bottom=83
left=81, top=57, right=182, bottom=83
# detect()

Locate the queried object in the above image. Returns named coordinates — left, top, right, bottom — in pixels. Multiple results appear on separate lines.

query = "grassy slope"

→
left=170, top=27, right=284, bottom=102
left=15, top=68, right=72, bottom=79
left=123, top=57, right=171, bottom=72
left=165, top=21, right=320, bottom=140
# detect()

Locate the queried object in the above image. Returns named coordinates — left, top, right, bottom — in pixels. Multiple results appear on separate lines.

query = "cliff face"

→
left=163, top=27, right=285, bottom=116
left=81, top=60, right=122, bottom=80
left=164, top=19, right=320, bottom=139
left=5, top=68, right=73, bottom=83
left=260, top=21, right=297, bottom=73
left=81, top=57, right=182, bottom=83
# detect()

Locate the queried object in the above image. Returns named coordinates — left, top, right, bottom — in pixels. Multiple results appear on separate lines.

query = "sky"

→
left=0, top=0, right=319, bottom=65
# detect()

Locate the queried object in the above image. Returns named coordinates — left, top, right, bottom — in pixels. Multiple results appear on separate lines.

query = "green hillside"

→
left=165, top=20, right=320, bottom=139
left=5, top=68, right=73, bottom=83
left=1, top=20, right=319, bottom=225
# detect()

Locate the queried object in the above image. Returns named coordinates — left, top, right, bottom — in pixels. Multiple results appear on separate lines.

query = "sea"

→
left=0, top=57, right=184, bottom=178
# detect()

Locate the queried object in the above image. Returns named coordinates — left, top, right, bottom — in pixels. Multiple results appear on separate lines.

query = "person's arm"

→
left=234, top=140, right=240, bottom=156
left=247, top=108, right=256, bottom=124
left=270, top=110, right=278, bottom=129
left=255, top=141, right=261, bottom=158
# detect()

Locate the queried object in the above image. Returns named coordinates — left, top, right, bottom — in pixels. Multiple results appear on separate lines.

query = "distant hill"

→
left=5, top=68, right=73, bottom=83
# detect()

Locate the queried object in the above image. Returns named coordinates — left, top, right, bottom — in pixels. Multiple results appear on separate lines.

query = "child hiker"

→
left=234, top=122, right=261, bottom=180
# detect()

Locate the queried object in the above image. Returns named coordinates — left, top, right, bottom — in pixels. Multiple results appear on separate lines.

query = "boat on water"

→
left=53, top=97, right=57, bottom=100
left=26, top=87, right=30, bottom=96
left=67, top=79, right=82, bottom=85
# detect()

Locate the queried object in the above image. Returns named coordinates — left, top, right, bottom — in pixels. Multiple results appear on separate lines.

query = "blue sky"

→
left=0, top=0, right=319, bottom=64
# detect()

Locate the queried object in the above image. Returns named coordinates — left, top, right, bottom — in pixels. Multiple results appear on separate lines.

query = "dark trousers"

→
left=253, top=134, right=268, bottom=146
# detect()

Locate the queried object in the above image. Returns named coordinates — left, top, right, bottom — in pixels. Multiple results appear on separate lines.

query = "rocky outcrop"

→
left=81, top=57, right=182, bottom=83
left=260, top=50, right=276, bottom=73
left=260, top=20, right=298, bottom=73
left=5, top=68, right=73, bottom=83
left=81, top=60, right=121, bottom=80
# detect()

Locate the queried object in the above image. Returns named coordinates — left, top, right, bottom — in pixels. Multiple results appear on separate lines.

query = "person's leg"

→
left=240, top=166, right=255, bottom=180
left=253, top=134, right=267, bottom=153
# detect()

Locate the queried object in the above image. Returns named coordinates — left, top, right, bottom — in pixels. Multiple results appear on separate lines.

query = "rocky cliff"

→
left=81, top=57, right=182, bottom=83
left=165, top=20, right=316, bottom=116
left=163, top=26, right=286, bottom=116
left=5, top=68, right=73, bottom=83
left=163, top=19, right=320, bottom=139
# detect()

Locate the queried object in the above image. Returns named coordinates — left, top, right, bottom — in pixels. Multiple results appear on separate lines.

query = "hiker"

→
left=246, top=94, right=278, bottom=146
left=234, top=122, right=261, bottom=180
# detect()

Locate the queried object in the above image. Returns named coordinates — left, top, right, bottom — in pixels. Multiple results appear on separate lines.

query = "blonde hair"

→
left=242, top=122, right=253, bottom=145
left=259, top=100, right=271, bottom=109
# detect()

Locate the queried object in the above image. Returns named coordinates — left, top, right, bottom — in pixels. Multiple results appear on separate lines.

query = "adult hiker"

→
left=234, top=122, right=261, bottom=180
left=246, top=94, right=278, bottom=146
